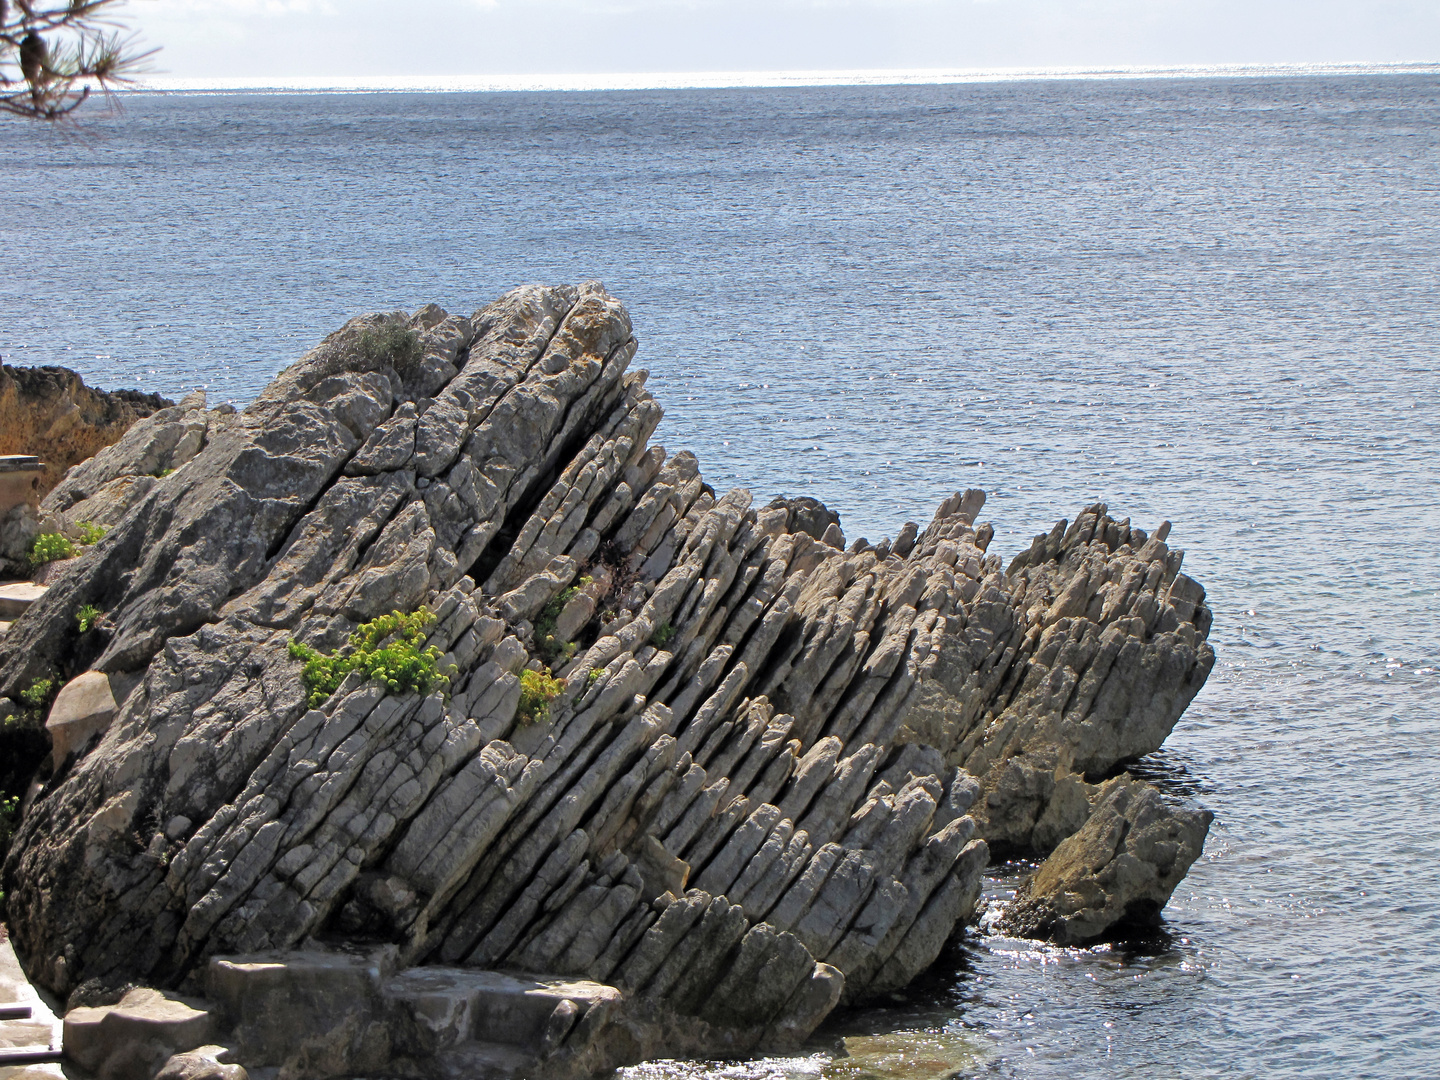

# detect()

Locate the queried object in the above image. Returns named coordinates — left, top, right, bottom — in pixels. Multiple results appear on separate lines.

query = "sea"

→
left=3, top=68, right=1438, bottom=1079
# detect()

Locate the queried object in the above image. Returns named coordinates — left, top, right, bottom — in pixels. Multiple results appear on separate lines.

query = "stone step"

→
left=431, top=1039, right=538, bottom=1080
left=1, top=937, right=62, bottom=1080
left=384, top=966, right=619, bottom=1055
left=0, top=583, right=45, bottom=620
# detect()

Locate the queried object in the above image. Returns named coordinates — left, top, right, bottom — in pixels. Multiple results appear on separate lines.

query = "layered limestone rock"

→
left=0, top=283, right=1214, bottom=1074
left=900, top=506, right=1214, bottom=856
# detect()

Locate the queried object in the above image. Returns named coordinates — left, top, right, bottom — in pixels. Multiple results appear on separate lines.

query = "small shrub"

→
left=359, top=322, right=424, bottom=375
left=18, top=678, right=54, bottom=711
left=653, top=622, right=676, bottom=647
left=155, top=467, right=176, bottom=478
left=75, top=604, right=103, bottom=633
left=517, top=667, right=565, bottom=725
left=288, top=608, right=453, bottom=709
left=75, top=522, right=108, bottom=546
left=0, top=792, right=20, bottom=892
left=28, top=532, right=76, bottom=566
left=586, top=666, right=604, bottom=688
left=535, top=576, right=593, bottom=665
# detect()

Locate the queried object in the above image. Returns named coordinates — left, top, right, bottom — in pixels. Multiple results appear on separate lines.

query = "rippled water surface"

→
left=4, top=75, right=1439, bottom=1077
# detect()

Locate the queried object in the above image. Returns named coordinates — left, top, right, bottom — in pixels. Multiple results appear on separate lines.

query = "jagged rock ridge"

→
left=0, top=283, right=1214, bottom=1074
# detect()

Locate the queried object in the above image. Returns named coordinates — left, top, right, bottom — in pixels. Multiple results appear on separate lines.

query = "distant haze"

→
left=137, top=0, right=1439, bottom=82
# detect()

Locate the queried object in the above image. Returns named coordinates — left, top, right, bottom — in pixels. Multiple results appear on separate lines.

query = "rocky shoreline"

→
left=0, top=283, right=1214, bottom=1079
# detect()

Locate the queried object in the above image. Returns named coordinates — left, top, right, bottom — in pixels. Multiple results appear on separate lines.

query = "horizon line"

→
left=133, top=61, right=1440, bottom=95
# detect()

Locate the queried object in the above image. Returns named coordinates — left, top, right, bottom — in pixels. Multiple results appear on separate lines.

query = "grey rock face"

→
left=996, top=774, right=1213, bottom=945
left=899, top=501, right=1214, bottom=857
left=0, top=284, right=1214, bottom=1070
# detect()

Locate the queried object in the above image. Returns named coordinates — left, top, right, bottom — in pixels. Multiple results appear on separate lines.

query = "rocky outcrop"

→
left=899, top=505, right=1214, bottom=856
left=0, top=283, right=1214, bottom=1074
left=996, top=774, right=1212, bottom=944
left=0, top=364, right=172, bottom=497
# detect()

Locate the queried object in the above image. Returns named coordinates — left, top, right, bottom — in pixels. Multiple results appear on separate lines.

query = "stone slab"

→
left=206, top=947, right=395, bottom=1067
left=431, top=1039, right=538, bottom=1080
left=384, top=967, right=619, bottom=1053
left=0, top=936, right=62, bottom=1080
left=46, top=671, right=119, bottom=766
left=62, top=988, right=213, bottom=1080
left=0, top=584, right=45, bottom=620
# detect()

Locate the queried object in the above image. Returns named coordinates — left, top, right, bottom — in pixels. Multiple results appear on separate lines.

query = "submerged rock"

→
left=829, top=1030, right=988, bottom=1079
left=996, top=774, right=1213, bottom=945
left=0, top=283, right=1215, bottom=1074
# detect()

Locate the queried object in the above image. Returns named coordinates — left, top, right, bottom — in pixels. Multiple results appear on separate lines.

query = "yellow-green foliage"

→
left=0, top=794, right=19, bottom=848
left=6, top=678, right=54, bottom=732
left=518, top=667, right=565, bottom=725
left=288, top=608, right=452, bottom=709
left=76, top=604, right=103, bottom=633
left=535, top=576, right=592, bottom=664
left=18, top=678, right=53, bottom=711
left=28, top=532, right=75, bottom=565
left=27, top=523, right=107, bottom=566
left=0, top=792, right=20, bottom=894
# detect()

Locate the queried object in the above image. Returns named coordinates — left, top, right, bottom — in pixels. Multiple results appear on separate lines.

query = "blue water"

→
left=4, top=75, right=1439, bottom=1078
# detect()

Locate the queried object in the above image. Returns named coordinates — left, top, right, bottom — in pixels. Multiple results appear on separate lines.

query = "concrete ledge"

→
left=0, top=583, right=45, bottom=620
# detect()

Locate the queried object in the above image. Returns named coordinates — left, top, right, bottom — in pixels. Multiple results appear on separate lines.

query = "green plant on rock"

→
left=287, top=608, right=453, bottom=709
left=28, top=532, right=76, bottom=566
left=586, top=666, right=605, bottom=688
left=534, top=576, right=593, bottom=665
left=76, top=604, right=103, bottom=633
left=18, top=678, right=54, bottom=712
left=6, top=677, right=54, bottom=734
left=359, top=322, right=424, bottom=375
left=0, top=792, right=20, bottom=901
left=517, top=667, right=565, bottom=725
left=653, top=622, right=676, bottom=647
left=75, top=521, right=108, bottom=545
left=0, top=794, right=19, bottom=848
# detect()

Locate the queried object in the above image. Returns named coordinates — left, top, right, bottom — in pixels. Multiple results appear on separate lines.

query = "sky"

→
left=132, top=0, right=1440, bottom=83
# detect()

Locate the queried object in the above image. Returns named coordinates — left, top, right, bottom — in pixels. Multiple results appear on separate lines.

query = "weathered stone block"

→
left=45, top=669, right=118, bottom=765
left=62, top=988, right=213, bottom=1080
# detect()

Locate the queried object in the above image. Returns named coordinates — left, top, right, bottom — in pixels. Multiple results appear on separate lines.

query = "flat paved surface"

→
left=0, top=933, right=65, bottom=1080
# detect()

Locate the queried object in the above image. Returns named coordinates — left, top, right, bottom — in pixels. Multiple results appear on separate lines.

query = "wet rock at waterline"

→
left=0, top=283, right=1215, bottom=1075
left=996, top=774, right=1213, bottom=945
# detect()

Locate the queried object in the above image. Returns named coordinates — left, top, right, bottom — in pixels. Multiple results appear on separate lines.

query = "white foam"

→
left=130, top=62, right=1440, bottom=96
